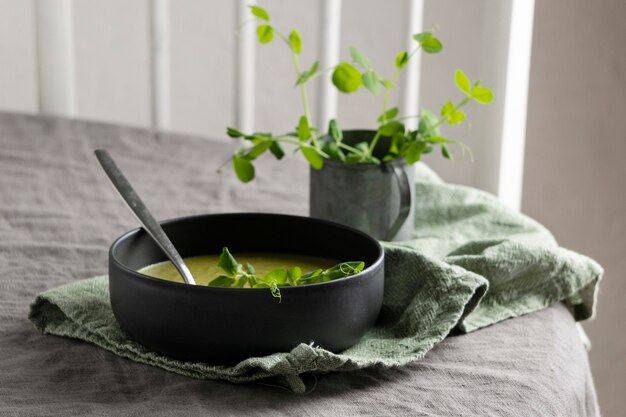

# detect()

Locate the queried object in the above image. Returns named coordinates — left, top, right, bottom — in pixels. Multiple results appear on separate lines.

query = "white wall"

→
left=0, top=0, right=38, bottom=112
left=0, top=0, right=514, bottom=196
left=523, top=0, right=626, bottom=413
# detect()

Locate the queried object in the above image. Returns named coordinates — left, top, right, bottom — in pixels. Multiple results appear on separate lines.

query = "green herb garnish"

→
left=208, top=247, right=364, bottom=302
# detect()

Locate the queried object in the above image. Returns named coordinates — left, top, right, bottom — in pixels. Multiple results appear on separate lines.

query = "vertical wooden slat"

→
left=400, top=0, right=424, bottom=130
left=151, top=0, right=171, bottom=130
left=235, top=0, right=256, bottom=133
left=0, top=0, right=38, bottom=113
left=35, top=0, right=76, bottom=116
left=497, top=0, right=535, bottom=210
left=317, top=0, right=342, bottom=130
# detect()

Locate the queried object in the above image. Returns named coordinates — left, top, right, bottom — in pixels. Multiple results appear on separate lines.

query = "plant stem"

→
left=276, top=28, right=321, bottom=149
left=396, top=114, right=422, bottom=122
left=370, top=44, right=422, bottom=155
left=367, top=131, right=383, bottom=157
left=274, top=136, right=329, bottom=156
left=381, top=86, right=391, bottom=122
left=337, top=141, right=367, bottom=155
left=408, top=44, right=422, bottom=60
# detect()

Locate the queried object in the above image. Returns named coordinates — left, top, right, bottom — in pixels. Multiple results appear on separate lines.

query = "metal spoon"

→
left=94, top=149, right=196, bottom=285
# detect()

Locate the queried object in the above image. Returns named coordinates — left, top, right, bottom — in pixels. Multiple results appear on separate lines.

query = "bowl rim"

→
left=109, top=212, right=384, bottom=293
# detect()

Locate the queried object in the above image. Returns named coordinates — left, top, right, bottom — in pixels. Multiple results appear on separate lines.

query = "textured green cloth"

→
left=29, top=168, right=602, bottom=393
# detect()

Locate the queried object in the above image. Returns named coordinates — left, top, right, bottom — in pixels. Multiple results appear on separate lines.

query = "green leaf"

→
left=262, top=269, right=288, bottom=285
left=295, top=72, right=309, bottom=86
left=354, top=142, right=370, bottom=154
left=208, top=275, right=235, bottom=287
left=269, top=141, right=285, bottom=159
left=362, top=70, right=380, bottom=95
left=388, top=132, right=406, bottom=156
left=297, top=116, right=310, bottom=141
left=418, top=109, right=440, bottom=138
left=405, top=140, right=427, bottom=164
left=413, top=32, right=444, bottom=53
left=455, top=69, right=471, bottom=94
left=447, top=110, right=466, bottom=125
left=328, top=119, right=342, bottom=140
left=377, top=107, right=399, bottom=123
left=345, top=153, right=364, bottom=165
left=332, top=62, right=362, bottom=93
left=246, top=263, right=256, bottom=275
left=250, top=131, right=271, bottom=138
left=226, top=127, right=244, bottom=138
left=346, top=147, right=378, bottom=164
left=378, top=121, right=404, bottom=137
left=217, top=247, right=240, bottom=276
left=256, top=25, right=273, bottom=44
left=289, top=30, right=302, bottom=54
left=301, top=146, right=324, bottom=170
left=349, top=47, right=371, bottom=69
left=412, top=32, right=432, bottom=43
left=427, top=136, right=454, bottom=144
left=232, top=155, right=255, bottom=182
left=440, top=101, right=454, bottom=117
left=286, top=266, right=301, bottom=285
left=311, top=261, right=364, bottom=282
left=295, top=60, right=319, bottom=85
left=322, top=141, right=345, bottom=161
left=471, top=86, right=494, bottom=104
left=421, top=36, right=443, bottom=53
left=233, top=275, right=248, bottom=288
left=382, top=79, right=396, bottom=89
left=300, top=268, right=322, bottom=282
left=441, top=144, right=454, bottom=160
left=395, top=51, right=409, bottom=69
left=246, top=141, right=271, bottom=159
left=249, top=5, right=269, bottom=21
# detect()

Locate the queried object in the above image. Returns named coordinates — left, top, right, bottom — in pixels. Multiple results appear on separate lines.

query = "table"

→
left=0, top=112, right=599, bottom=416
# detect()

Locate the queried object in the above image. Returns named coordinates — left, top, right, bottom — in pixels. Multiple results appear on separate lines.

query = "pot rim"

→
left=109, top=212, right=384, bottom=293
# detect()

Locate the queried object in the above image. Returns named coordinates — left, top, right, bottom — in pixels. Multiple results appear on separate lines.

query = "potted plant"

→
left=224, top=5, right=493, bottom=241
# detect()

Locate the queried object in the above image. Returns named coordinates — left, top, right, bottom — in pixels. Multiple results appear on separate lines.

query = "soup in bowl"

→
left=109, top=213, right=384, bottom=364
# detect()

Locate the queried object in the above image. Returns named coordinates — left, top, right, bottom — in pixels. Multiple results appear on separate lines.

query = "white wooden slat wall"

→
left=151, top=0, right=171, bottom=130
left=74, top=0, right=152, bottom=126
left=0, top=0, right=38, bottom=113
left=35, top=0, right=76, bottom=116
left=400, top=0, right=424, bottom=131
left=317, top=0, right=342, bottom=130
left=169, top=0, right=236, bottom=138
left=498, top=0, right=535, bottom=210
left=235, top=0, right=257, bottom=134
left=0, top=0, right=533, bottom=210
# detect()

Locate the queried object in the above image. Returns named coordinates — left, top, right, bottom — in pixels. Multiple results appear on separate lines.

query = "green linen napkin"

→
left=29, top=166, right=602, bottom=393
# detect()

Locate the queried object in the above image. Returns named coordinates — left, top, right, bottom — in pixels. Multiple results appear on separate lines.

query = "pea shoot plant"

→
left=225, top=5, right=494, bottom=182
left=209, top=247, right=364, bottom=302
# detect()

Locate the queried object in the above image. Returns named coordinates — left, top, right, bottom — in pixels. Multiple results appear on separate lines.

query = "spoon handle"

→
left=95, top=150, right=196, bottom=285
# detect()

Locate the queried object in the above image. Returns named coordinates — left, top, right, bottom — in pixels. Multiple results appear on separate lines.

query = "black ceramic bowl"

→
left=109, top=213, right=384, bottom=364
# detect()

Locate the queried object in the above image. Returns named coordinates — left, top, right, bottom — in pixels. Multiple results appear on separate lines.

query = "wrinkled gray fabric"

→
left=0, top=113, right=600, bottom=416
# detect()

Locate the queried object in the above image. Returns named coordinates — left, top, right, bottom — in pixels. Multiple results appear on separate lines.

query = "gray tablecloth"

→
left=0, top=112, right=599, bottom=416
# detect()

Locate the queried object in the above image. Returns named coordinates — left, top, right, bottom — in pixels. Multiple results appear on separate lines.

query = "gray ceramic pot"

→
left=310, top=130, right=415, bottom=241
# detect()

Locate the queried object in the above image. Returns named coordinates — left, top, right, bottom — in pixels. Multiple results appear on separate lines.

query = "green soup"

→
left=139, top=253, right=336, bottom=286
